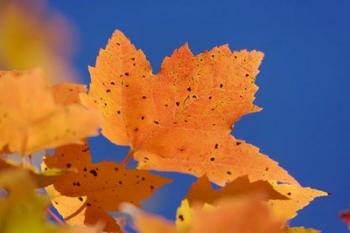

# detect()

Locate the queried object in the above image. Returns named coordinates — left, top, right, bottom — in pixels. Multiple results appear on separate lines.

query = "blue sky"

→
left=50, top=1, right=350, bottom=232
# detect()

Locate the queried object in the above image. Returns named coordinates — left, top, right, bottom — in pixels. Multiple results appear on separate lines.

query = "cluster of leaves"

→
left=0, top=30, right=331, bottom=233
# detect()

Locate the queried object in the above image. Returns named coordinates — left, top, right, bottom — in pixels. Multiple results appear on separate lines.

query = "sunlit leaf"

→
left=82, top=30, right=297, bottom=186
left=0, top=70, right=101, bottom=155
left=268, top=181, right=327, bottom=220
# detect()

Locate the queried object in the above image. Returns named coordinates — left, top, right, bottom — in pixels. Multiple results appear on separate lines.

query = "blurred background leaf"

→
left=0, top=0, right=79, bottom=82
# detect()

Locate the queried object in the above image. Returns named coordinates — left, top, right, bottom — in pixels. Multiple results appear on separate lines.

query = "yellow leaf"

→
left=0, top=158, right=62, bottom=188
left=0, top=0, right=78, bottom=82
left=176, top=199, right=193, bottom=232
left=0, top=70, right=101, bottom=155
left=0, top=169, right=100, bottom=233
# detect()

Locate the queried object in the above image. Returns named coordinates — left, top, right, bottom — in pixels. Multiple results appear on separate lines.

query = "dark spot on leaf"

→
left=82, top=147, right=89, bottom=152
left=178, top=214, right=184, bottom=221
left=90, top=169, right=98, bottom=177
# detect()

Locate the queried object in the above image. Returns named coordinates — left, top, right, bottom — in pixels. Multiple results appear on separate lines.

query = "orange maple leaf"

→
left=82, top=30, right=297, bottom=186
left=43, top=143, right=171, bottom=233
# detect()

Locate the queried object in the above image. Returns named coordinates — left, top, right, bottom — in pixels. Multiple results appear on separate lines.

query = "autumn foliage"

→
left=0, top=28, right=336, bottom=233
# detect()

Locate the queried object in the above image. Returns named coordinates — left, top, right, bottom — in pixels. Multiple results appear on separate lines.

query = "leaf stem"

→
left=121, top=149, right=134, bottom=167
